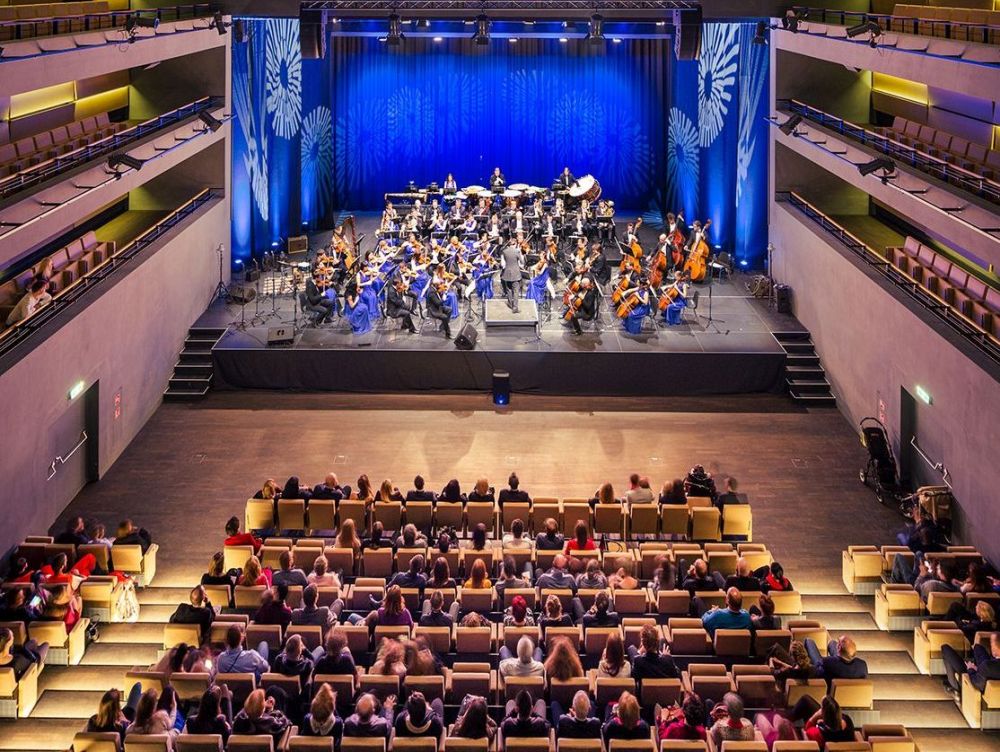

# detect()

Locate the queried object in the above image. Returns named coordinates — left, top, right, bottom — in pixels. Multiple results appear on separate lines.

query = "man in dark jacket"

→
left=629, top=624, right=679, bottom=683
left=942, top=632, right=1000, bottom=694
left=344, top=693, right=394, bottom=738
left=169, top=585, right=214, bottom=640
left=405, top=476, right=436, bottom=502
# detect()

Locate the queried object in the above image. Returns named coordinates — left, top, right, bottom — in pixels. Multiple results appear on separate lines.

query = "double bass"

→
left=667, top=215, right=686, bottom=270
left=619, top=217, right=644, bottom=274
left=683, top=219, right=712, bottom=283
left=649, top=242, right=668, bottom=288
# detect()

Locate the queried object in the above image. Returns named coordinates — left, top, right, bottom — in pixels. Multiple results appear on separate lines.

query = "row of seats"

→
left=873, top=116, right=1000, bottom=181
left=882, top=237, right=1000, bottom=336
left=245, top=498, right=754, bottom=542
left=891, top=4, right=1000, bottom=43
left=842, top=543, right=985, bottom=594
left=0, top=1, right=112, bottom=41
left=874, top=582, right=999, bottom=631
left=0, top=230, right=115, bottom=324
left=0, top=111, right=127, bottom=179
left=11, top=533, right=157, bottom=585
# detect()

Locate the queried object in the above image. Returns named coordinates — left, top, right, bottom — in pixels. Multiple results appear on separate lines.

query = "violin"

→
left=683, top=219, right=712, bottom=283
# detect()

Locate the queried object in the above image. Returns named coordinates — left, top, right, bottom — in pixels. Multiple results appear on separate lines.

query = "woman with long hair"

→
left=428, top=557, right=456, bottom=589
left=308, top=555, right=340, bottom=588
left=186, top=686, right=234, bottom=743
left=302, top=682, right=342, bottom=737
left=544, top=636, right=584, bottom=682
left=539, top=594, right=573, bottom=635
left=126, top=687, right=174, bottom=738
left=440, top=479, right=466, bottom=502
left=468, top=478, right=494, bottom=502
left=233, top=688, right=291, bottom=742
left=87, top=685, right=142, bottom=742
left=464, top=558, right=491, bottom=589
left=335, top=518, right=362, bottom=557
left=355, top=475, right=374, bottom=503
left=603, top=691, right=650, bottom=744
left=371, top=639, right=407, bottom=676
left=453, top=696, right=496, bottom=742
left=767, top=640, right=816, bottom=690
left=804, top=695, right=856, bottom=745
left=564, top=520, right=596, bottom=555
left=598, top=631, right=631, bottom=679
left=376, top=479, right=403, bottom=502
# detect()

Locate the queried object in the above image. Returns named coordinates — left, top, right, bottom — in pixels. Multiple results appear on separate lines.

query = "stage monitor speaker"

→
left=301, top=22, right=325, bottom=59
left=673, top=8, right=703, bottom=61
left=228, top=285, right=256, bottom=304
left=454, top=323, right=478, bottom=351
left=266, top=326, right=295, bottom=346
left=775, top=284, right=792, bottom=314
left=492, top=370, right=510, bottom=406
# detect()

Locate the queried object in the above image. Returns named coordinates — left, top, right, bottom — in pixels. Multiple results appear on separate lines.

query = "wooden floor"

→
left=7, top=393, right=997, bottom=750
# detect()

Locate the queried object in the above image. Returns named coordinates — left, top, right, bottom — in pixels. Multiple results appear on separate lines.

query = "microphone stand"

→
left=251, top=258, right=264, bottom=325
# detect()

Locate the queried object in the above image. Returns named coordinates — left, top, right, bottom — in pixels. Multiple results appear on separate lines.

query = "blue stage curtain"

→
left=231, top=17, right=303, bottom=267
left=668, top=21, right=770, bottom=265
left=327, top=36, right=670, bottom=214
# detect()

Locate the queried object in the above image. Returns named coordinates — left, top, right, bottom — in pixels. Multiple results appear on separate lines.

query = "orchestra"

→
left=290, top=170, right=715, bottom=338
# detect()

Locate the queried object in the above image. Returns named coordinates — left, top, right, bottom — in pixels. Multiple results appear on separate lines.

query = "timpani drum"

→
left=568, top=174, right=602, bottom=202
left=464, top=185, right=485, bottom=197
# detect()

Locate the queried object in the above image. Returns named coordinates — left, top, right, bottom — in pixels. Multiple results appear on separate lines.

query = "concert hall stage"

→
left=203, top=276, right=800, bottom=396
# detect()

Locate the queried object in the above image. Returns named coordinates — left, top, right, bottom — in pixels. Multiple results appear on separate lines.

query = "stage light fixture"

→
left=753, top=20, right=767, bottom=45
left=106, top=153, right=143, bottom=177
left=209, top=10, right=227, bottom=35
left=558, top=37, right=568, bottom=43
left=508, top=37, right=517, bottom=43
left=387, top=13, right=403, bottom=45
left=857, top=157, right=895, bottom=177
left=587, top=13, right=605, bottom=43
left=197, top=110, right=223, bottom=132
left=134, top=14, right=159, bottom=29
left=472, top=13, right=491, bottom=45
left=612, top=37, right=622, bottom=43
left=433, top=36, right=443, bottom=42
left=415, top=18, right=430, bottom=29
left=778, top=114, right=802, bottom=135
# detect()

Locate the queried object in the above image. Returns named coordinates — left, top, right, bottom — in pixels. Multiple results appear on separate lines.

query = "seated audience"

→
left=272, top=551, right=308, bottom=588
left=281, top=476, right=312, bottom=502
left=715, top=476, right=744, bottom=509
left=700, top=587, right=752, bottom=635
left=468, top=478, right=494, bottom=502
left=272, top=634, right=315, bottom=688
left=427, top=556, right=457, bottom=590
left=594, top=482, right=619, bottom=506
left=608, top=557, right=639, bottom=590
left=502, top=689, right=550, bottom=738
left=499, top=636, right=544, bottom=677
left=214, top=625, right=270, bottom=678
left=804, top=696, right=856, bottom=746
left=658, top=692, right=707, bottom=741
left=390, top=554, right=427, bottom=590
left=55, top=516, right=90, bottom=546
left=496, top=556, right=529, bottom=602
left=502, top=519, right=531, bottom=549
left=253, top=479, right=280, bottom=500
left=465, top=523, right=491, bottom=553
left=724, top=557, right=761, bottom=592
left=312, top=473, right=350, bottom=501
left=684, top=464, right=718, bottom=501
left=335, top=519, right=363, bottom=559
left=625, top=474, right=654, bottom=505
left=393, top=691, right=444, bottom=739
left=767, top=640, right=817, bottom=689
left=498, top=473, right=530, bottom=506
left=355, top=475, right=374, bottom=503
left=452, top=695, right=496, bottom=742
left=419, top=589, right=460, bottom=627
left=350, top=585, right=412, bottom=629
left=681, top=558, right=726, bottom=596
left=405, top=475, right=436, bottom=501
left=301, top=682, right=343, bottom=739
left=6, top=279, right=52, bottom=327
left=395, top=524, right=428, bottom=550
left=114, top=520, right=152, bottom=554
left=708, top=692, right=754, bottom=747
left=539, top=594, right=574, bottom=634
left=946, top=600, right=997, bottom=643
left=503, top=594, right=536, bottom=627
left=375, top=479, right=404, bottom=502
left=564, top=520, right=596, bottom=555
left=185, top=686, right=234, bottom=744
left=238, top=555, right=271, bottom=587
left=439, top=479, right=466, bottom=502
left=292, top=583, right=340, bottom=627
left=535, top=518, right=565, bottom=551
left=313, top=629, right=356, bottom=676
left=535, top=556, right=583, bottom=620
left=126, top=688, right=175, bottom=739
left=87, top=686, right=142, bottom=743
left=0, top=627, right=48, bottom=680
left=629, top=623, right=679, bottom=682
left=761, top=561, right=793, bottom=592
left=224, top=516, right=262, bottom=553
left=597, top=631, right=631, bottom=679
left=942, top=632, right=1000, bottom=695
left=582, top=591, right=621, bottom=628
left=464, top=558, right=491, bottom=589
left=577, top=558, right=609, bottom=589
left=42, top=585, right=81, bottom=629
left=807, top=635, right=869, bottom=684
left=751, top=593, right=780, bottom=631
left=254, top=585, right=293, bottom=628
left=545, top=636, right=585, bottom=684
left=652, top=556, right=678, bottom=595
left=307, top=555, right=340, bottom=588
left=233, top=688, right=292, bottom=742
left=659, top=478, right=687, bottom=505
left=603, top=691, right=650, bottom=745
left=558, top=690, right=602, bottom=738
left=201, top=552, right=237, bottom=590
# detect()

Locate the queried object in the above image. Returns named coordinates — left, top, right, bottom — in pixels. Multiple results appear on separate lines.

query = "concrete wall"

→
left=770, top=202, right=1000, bottom=563
left=0, top=198, right=229, bottom=557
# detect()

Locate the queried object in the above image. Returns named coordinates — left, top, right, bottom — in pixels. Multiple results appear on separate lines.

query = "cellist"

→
left=661, top=270, right=690, bottom=326
left=564, top=276, right=598, bottom=336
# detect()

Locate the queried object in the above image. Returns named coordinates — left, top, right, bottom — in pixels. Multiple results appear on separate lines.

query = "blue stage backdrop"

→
left=231, top=22, right=770, bottom=267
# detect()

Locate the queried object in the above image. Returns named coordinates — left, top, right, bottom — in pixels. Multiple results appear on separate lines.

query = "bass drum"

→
left=568, top=174, right=602, bottom=203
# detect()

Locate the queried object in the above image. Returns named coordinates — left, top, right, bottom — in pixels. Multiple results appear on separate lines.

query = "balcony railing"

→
left=780, top=99, right=1000, bottom=205
left=0, top=3, right=215, bottom=46
left=779, top=190, right=1000, bottom=365
left=792, top=6, right=999, bottom=47
left=0, top=188, right=220, bottom=359
left=0, top=96, right=224, bottom=204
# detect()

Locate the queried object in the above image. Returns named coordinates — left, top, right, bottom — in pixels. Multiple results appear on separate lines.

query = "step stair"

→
left=775, top=330, right=837, bottom=406
left=164, top=326, right=226, bottom=402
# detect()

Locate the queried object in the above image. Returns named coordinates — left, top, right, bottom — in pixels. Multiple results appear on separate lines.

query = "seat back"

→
left=226, top=736, right=276, bottom=752
left=596, top=676, right=637, bottom=708
left=455, top=625, right=493, bottom=653
left=832, top=679, right=874, bottom=710
left=503, top=674, right=545, bottom=701
left=359, top=673, right=400, bottom=701
left=550, top=676, right=591, bottom=707
left=111, top=544, right=143, bottom=572
left=121, top=734, right=172, bottom=751
left=245, top=499, right=275, bottom=531
left=71, top=732, right=122, bottom=752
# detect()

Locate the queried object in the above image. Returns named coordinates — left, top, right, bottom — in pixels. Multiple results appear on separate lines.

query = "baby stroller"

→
left=858, top=417, right=904, bottom=508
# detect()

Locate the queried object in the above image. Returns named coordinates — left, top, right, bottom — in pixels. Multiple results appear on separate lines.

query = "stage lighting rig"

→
left=209, top=10, right=229, bottom=35
left=857, top=157, right=896, bottom=179
left=778, top=114, right=803, bottom=136
left=197, top=110, right=223, bottom=132
left=387, top=12, right=404, bottom=45
left=781, top=8, right=808, bottom=32
left=587, top=13, right=605, bottom=43
left=847, top=20, right=882, bottom=47
left=472, top=13, right=491, bottom=45
left=106, top=153, right=143, bottom=178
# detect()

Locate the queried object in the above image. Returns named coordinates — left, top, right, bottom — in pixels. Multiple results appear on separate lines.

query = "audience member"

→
left=313, top=629, right=356, bottom=677
left=767, top=641, right=817, bottom=689
left=708, top=692, right=754, bottom=747
left=42, top=585, right=81, bottom=629
left=564, top=520, right=596, bottom=555
left=535, top=518, right=565, bottom=551
left=700, top=587, right=752, bottom=635
left=272, top=551, right=308, bottom=588
left=468, top=479, right=495, bottom=502
left=594, top=482, right=619, bottom=506
left=502, top=519, right=531, bottom=549
left=307, top=555, right=340, bottom=588
left=539, top=594, right=574, bottom=635
left=941, top=632, right=1000, bottom=696
left=502, top=595, right=536, bottom=627
left=683, top=465, right=717, bottom=501
left=375, top=479, right=404, bottom=502
left=126, top=688, right=175, bottom=739
left=214, top=625, right=270, bottom=679
left=625, top=474, right=655, bottom=505
left=499, top=636, right=544, bottom=678
left=807, top=635, right=869, bottom=685
left=659, top=479, right=687, bottom=505
left=233, top=688, right=292, bottom=742
left=439, top=479, right=466, bottom=502
left=335, top=519, right=362, bottom=558
left=427, top=557, right=457, bottom=590
left=168, top=585, right=214, bottom=641
left=724, top=558, right=761, bottom=592
left=452, top=695, right=496, bottom=742
left=496, top=556, right=530, bottom=601
left=301, top=682, right=342, bottom=739
left=596, top=631, right=631, bottom=679
left=292, top=583, right=340, bottom=627
left=464, top=558, right=491, bottom=589
left=761, top=562, right=793, bottom=592
left=115, top=520, right=152, bottom=554
left=185, top=686, right=234, bottom=744
left=345, top=692, right=394, bottom=737
left=390, top=554, right=427, bottom=590
left=535, top=556, right=584, bottom=620
left=557, top=690, right=602, bottom=738
left=355, top=475, right=374, bottom=503
left=652, top=556, right=677, bottom=595
left=544, top=636, right=585, bottom=682
left=658, top=693, right=707, bottom=741
left=502, top=689, right=550, bottom=738
left=253, top=585, right=293, bottom=629
left=751, top=593, right=780, bottom=631
left=201, top=552, right=237, bottom=590
left=312, top=473, right=350, bottom=501
left=393, top=691, right=444, bottom=739
left=603, top=691, right=650, bottom=745
left=6, top=279, right=52, bottom=326
left=87, top=686, right=142, bottom=743
left=0, top=627, right=48, bottom=680
left=608, top=557, right=639, bottom=590
left=946, top=600, right=997, bottom=643
left=577, top=558, right=609, bottom=589
left=681, top=559, right=726, bottom=596
left=253, top=479, right=279, bottom=500
left=238, top=555, right=270, bottom=587
left=582, top=591, right=621, bottom=628
left=223, top=516, right=262, bottom=553
left=629, top=623, right=679, bottom=683
left=419, top=589, right=460, bottom=627
left=405, top=476, right=436, bottom=501
left=55, top=516, right=91, bottom=546
left=498, top=473, right=530, bottom=506
left=804, top=696, right=855, bottom=746
left=715, top=477, right=744, bottom=509
left=281, top=476, right=312, bottom=502
left=272, top=633, right=315, bottom=687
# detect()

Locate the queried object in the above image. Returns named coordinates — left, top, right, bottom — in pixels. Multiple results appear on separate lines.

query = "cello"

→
left=682, top=219, right=711, bottom=283
left=657, top=271, right=691, bottom=311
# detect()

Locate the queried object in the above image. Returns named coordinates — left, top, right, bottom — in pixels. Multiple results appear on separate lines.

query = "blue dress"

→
left=346, top=295, right=372, bottom=334
left=360, top=273, right=381, bottom=320
left=527, top=266, right=549, bottom=307
left=623, top=301, right=651, bottom=335
left=473, top=262, right=494, bottom=300
left=665, top=296, right=687, bottom=325
left=412, top=268, right=430, bottom=303
left=445, top=288, right=460, bottom=319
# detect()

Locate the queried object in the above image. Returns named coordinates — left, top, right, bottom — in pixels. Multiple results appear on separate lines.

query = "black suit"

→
left=426, top=286, right=452, bottom=337
left=490, top=173, right=506, bottom=191
left=557, top=171, right=575, bottom=188
left=386, top=285, right=417, bottom=332
left=498, top=489, right=530, bottom=507
left=569, top=288, right=598, bottom=335
left=304, top=278, right=335, bottom=323
left=406, top=490, right=437, bottom=501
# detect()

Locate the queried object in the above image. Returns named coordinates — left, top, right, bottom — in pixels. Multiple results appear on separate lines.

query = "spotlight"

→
left=472, top=13, right=491, bottom=45
left=559, top=37, right=568, bottom=43
left=778, top=114, right=803, bottom=136
left=587, top=13, right=605, bottom=43
left=197, top=110, right=223, bottom=132
left=781, top=9, right=802, bottom=32
left=210, top=10, right=228, bottom=35
left=106, top=153, right=143, bottom=176
left=415, top=18, right=430, bottom=29
left=612, top=37, right=622, bottom=43
left=847, top=20, right=883, bottom=47
left=753, top=20, right=767, bottom=45
left=857, top=157, right=895, bottom=177
left=492, top=370, right=510, bottom=406
left=386, top=13, right=403, bottom=45
left=134, top=14, right=159, bottom=29
left=433, top=36, right=443, bottom=42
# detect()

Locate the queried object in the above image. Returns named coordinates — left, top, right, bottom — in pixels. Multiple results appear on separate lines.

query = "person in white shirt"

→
left=624, top=473, right=655, bottom=505
left=6, top=279, right=52, bottom=326
left=213, top=625, right=270, bottom=679
left=499, top=636, right=544, bottom=678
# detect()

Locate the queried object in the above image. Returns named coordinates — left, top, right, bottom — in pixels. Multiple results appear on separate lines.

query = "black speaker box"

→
left=776, top=284, right=792, bottom=314
left=673, top=8, right=703, bottom=61
left=454, top=323, right=478, bottom=351
left=266, top=326, right=295, bottom=346
left=228, top=285, right=256, bottom=304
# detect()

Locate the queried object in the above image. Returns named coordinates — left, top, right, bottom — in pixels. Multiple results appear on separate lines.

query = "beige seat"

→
left=842, top=546, right=883, bottom=595
left=338, top=500, right=367, bottom=531
left=404, top=501, right=433, bottom=531
left=374, top=501, right=403, bottom=531
left=501, top=501, right=531, bottom=532
left=112, top=543, right=158, bottom=586
left=72, top=732, right=123, bottom=751
left=28, top=618, right=87, bottom=665
left=913, top=620, right=967, bottom=675
left=163, top=623, right=201, bottom=649
left=690, top=508, right=720, bottom=541
left=832, top=679, right=877, bottom=724
left=405, top=674, right=446, bottom=702
left=721, top=504, right=752, bottom=539
left=289, top=738, right=336, bottom=751
left=245, top=498, right=275, bottom=531
left=122, top=734, right=172, bottom=751
left=0, top=660, right=39, bottom=718
left=228, top=735, right=280, bottom=752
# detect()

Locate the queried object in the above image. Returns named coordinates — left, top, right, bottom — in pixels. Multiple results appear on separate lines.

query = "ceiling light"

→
left=587, top=13, right=605, bottom=43
left=472, top=13, right=491, bottom=45
left=387, top=13, right=404, bottom=45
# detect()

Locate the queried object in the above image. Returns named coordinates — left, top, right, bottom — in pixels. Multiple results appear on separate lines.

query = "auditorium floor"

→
left=21, top=394, right=998, bottom=750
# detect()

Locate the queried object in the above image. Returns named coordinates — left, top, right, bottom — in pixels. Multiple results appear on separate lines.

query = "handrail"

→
left=792, top=6, right=999, bottom=46
left=910, top=436, right=952, bottom=489
left=46, top=430, right=88, bottom=481
left=778, top=191, right=1000, bottom=367
left=0, top=4, right=215, bottom=41
left=0, top=188, right=220, bottom=359
left=0, top=96, right=224, bottom=203
left=780, top=99, right=1000, bottom=205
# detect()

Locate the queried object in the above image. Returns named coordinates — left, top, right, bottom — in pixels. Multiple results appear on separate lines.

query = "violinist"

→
left=386, top=277, right=418, bottom=334
left=304, top=270, right=336, bottom=325
left=525, top=253, right=554, bottom=310
left=662, top=270, right=690, bottom=326
left=472, top=239, right=496, bottom=302
left=462, top=213, right=478, bottom=237
left=426, top=276, right=453, bottom=339
left=565, top=276, right=597, bottom=336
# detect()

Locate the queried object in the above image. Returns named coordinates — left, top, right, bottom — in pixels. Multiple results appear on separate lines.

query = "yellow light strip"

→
left=872, top=72, right=928, bottom=106
left=9, top=82, right=77, bottom=119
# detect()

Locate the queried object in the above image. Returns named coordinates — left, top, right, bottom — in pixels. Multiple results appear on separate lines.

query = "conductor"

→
left=500, top=240, right=523, bottom=313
